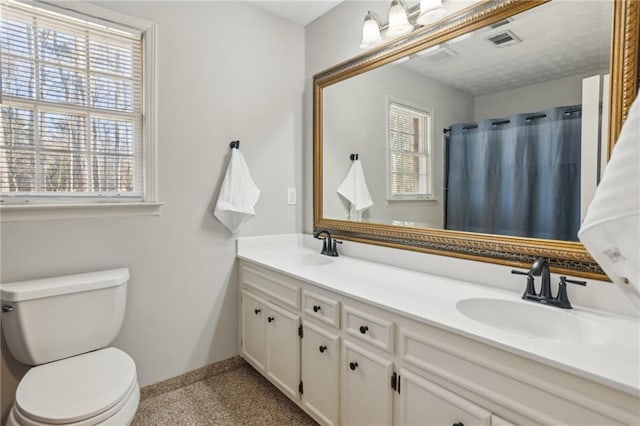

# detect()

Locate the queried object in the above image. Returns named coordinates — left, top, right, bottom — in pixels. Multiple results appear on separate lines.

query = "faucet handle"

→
left=512, top=269, right=536, bottom=300
left=560, top=276, right=587, bottom=287
left=555, top=276, right=587, bottom=309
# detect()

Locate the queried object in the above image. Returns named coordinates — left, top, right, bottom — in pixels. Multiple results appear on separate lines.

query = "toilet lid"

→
left=15, top=347, right=137, bottom=424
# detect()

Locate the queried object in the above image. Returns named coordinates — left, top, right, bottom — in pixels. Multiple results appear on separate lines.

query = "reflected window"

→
left=387, top=102, right=433, bottom=200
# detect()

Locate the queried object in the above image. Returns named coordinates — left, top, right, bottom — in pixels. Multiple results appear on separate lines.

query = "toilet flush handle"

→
left=2, top=305, right=14, bottom=313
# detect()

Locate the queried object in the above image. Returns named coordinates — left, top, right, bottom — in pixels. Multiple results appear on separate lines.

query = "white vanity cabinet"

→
left=240, top=262, right=340, bottom=424
left=301, top=321, right=340, bottom=425
left=239, top=259, right=639, bottom=426
left=241, top=289, right=301, bottom=400
left=265, top=301, right=301, bottom=400
left=341, top=340, right=394, bottom=425
left=240, top=263, right=302, bottom=401
left=241, top=290, right=267, bottom=371
left=395, top=367, right=491, bottom=426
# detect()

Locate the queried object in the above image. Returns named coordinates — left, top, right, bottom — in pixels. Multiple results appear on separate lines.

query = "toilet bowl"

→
left=1, top=269, right=139, bottom=426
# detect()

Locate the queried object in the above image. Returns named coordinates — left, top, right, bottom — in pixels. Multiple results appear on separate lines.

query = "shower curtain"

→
left=445, top=105, right=582, bottom=241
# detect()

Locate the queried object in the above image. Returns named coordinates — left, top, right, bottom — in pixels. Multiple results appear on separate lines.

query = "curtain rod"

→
left=445, top=107, right=584, bottom=134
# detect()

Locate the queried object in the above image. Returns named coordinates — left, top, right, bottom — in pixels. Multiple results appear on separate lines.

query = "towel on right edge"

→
left=337, top=159, right=373, bottom=221
left=578, top=93, right=640, bottom=307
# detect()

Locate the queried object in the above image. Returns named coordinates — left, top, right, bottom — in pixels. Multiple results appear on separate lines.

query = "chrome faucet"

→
left=313, top=229, right=342, bottom=257
left=511, top=258, right=586, bottom=309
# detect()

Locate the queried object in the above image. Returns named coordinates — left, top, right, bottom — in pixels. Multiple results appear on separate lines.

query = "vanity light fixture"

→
left=387, top=0, right=413, bottom=37
left=360, top=0, right=451, bottom=50
left=416, top=0, right=448, bottom=26
left=360, top=10, right=383, bottom=50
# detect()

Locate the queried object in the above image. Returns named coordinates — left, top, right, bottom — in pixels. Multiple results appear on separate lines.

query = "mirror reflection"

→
left=323, top=0, right=613, bottom=242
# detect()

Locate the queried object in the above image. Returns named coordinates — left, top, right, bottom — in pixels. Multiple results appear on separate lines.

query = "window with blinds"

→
left=387, top=102, right=433, bottom=200
left=0, top=0, right=144, bottom=202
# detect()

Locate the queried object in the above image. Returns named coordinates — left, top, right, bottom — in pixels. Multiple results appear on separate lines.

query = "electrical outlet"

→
left=288, top=188, right=297, bottom=205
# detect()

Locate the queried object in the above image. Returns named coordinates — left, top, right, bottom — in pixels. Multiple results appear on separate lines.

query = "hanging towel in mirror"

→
left=214, top=149, right=260, bottom=233
left=337, top=159, right=373, bottom=221
left=578, top=94, right=640, bottom=307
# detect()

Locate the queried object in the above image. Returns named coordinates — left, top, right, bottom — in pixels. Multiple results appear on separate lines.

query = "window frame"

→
left=0, top=0, right=159, bottom=221
left=385, top=97, right=435, bottom=201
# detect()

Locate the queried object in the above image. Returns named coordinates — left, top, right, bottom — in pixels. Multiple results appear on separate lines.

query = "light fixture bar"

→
left=360, top=0, right=449, bottom=50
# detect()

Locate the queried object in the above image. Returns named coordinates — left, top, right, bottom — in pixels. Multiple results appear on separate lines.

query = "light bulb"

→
left=386, top=0, right=413, bottom=37
left=360, top=11, right=382, bottom=49
left=416, top=0, right=447, bottom=26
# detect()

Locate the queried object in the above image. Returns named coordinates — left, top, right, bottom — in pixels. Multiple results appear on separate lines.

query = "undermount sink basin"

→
left=456, top=298, right=610, bottom=345
left=287, top=253, right=334, bottom=266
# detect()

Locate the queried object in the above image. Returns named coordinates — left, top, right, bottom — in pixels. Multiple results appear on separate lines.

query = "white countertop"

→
left=237, top=235, right=640, bottom=396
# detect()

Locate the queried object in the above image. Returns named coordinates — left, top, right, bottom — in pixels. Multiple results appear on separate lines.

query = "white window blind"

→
left=388, top=102, right=432, bottom=199
left=0, top=0, right=143, bottom=202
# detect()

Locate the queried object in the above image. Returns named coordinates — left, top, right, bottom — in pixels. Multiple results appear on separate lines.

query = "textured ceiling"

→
left=400, top=1, right=613, bottom=96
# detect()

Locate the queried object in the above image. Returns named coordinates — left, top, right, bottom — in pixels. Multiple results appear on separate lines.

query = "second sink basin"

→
left=456, top=298, right=610, bottom=346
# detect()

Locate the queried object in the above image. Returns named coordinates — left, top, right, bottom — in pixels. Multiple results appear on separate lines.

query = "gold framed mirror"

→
left=313, top=0, right=639, bottom=279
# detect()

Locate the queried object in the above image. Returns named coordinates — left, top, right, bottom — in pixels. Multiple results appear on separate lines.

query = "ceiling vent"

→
left=420, top=46, right=458, bottom=64
left=489, top=18, right=512, bottom=29
left=487, top=30, right=521, bottom=47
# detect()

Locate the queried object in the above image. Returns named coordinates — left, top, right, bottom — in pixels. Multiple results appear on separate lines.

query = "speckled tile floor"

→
left=132, top=364, right=318, bottom=425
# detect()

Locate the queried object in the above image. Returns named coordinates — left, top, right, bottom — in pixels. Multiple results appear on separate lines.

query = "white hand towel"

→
left=214, top=149, right=260, bottom=233
left=337, top=159, right=373, bottom=221
left=578, top=94, right=640, bottom=307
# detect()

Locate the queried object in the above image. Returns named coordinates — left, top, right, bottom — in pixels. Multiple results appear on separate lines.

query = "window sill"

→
left=0, top=202, right=163, bottom=222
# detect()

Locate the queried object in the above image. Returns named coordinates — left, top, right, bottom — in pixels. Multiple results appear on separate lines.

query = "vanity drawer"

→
left=303, top=290, right=341, bottom=328
left=343, top=305, right=394, bottom=353
left=241, top=263, right=300, bottom=310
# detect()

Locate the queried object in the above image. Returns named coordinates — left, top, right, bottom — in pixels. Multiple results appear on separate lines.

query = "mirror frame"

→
left=313, top=0, right=639, bottom=280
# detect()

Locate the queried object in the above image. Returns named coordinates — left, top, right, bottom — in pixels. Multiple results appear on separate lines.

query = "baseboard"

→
left=139, top=355, right=247, bottom=401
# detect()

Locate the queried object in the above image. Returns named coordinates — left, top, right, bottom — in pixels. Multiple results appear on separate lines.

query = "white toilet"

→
left=1, top=269, right=139, bottom=426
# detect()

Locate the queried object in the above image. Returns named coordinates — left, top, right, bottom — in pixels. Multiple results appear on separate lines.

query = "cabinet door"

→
left=301, top=321, right=340, bottom=426
left=241, top=290, right=266, bottom=371
left=342, top=340, right=393, bottom=426
left=396, top=368, right=491, bottom=426
left=266, top=301, right=301, bottom=400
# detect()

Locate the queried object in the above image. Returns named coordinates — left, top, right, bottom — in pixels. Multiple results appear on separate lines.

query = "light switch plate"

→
left=288, top=188, right=296, bottom=205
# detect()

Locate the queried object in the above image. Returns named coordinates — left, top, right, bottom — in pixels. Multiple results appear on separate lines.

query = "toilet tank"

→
left=1, top=269, right=129, bottom=365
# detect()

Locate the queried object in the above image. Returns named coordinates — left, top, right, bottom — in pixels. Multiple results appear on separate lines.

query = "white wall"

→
left=473, top=71, right=606, bottom=121
left=0, top=1, right=304, bottom=419
left=322, top=63, right=473, bottom=227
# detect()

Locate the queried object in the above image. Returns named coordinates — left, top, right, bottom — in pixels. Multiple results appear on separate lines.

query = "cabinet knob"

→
left=453, top=423, right=464, bottom=426
left=267, top=316, right=275, bottom=323
left=349, top=362, right=358, bottom=371
left=313, top=305, right=321, bottom=312
left=254, top=308, right=261, bottom=315
left=319, top=345, right=327, bottom=353
left=359, top=325, right=369, bottom=334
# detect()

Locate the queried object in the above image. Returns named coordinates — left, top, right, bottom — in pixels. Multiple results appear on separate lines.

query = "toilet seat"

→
left=11, top=348, right=138, bottom=426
